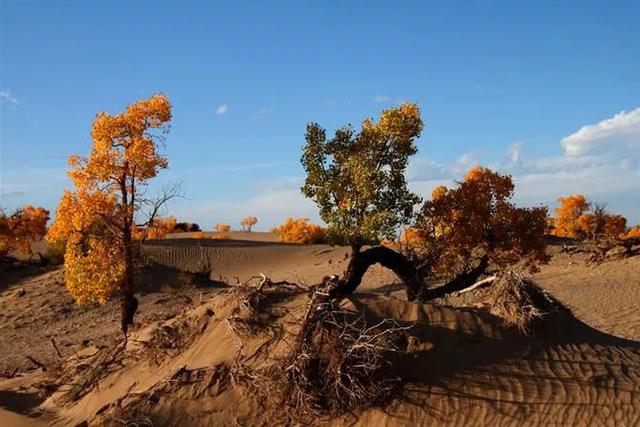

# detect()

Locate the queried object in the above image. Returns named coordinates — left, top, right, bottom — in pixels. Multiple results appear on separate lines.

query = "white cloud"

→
left=215, top=104, right=228, bottom=115
left=561, top=108, right=640, bottom=157
left=372, top=94, right=390, bottom=103
left=449, top=153, right=478, bottom=175
left=506, top=142, right=524, bottom=164
left=251, top=107, right=272, bottom=120
left=0, top=90, right=18, bottom=107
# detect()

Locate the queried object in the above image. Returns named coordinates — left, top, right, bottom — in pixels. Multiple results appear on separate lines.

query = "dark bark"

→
left=328, top=246, right=491, bottom=303
left=330, top=246, right=422, bottom=300
left=419, top=255, right=489, bottom=301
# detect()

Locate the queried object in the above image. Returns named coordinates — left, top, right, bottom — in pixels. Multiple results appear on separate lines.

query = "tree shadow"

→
left=343, top=294, right=640, bottom=423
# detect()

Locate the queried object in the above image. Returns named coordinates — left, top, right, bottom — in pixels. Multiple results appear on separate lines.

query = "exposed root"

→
left=55, top=339, right=128, bottom=404
left=232, top=289, right=409, bottom=423
left=93, top=364, right=231, bottom=426
left=225, top=273, right=305, bottom=338
left=144, top=307, right=213, bottom=366
left=486, top=271, right=556, bottom=335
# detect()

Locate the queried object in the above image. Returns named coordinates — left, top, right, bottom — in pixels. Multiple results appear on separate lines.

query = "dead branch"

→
left=25, top=355, right=47, bottom=372
left=454, top=275, right=497, bottom=296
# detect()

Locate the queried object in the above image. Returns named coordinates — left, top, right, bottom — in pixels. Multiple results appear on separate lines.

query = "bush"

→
left=192, top=231, right=206, bottom=239
left=216, top=224, right=231, bottom=233
left=175, top=222, right=201, bottom=232
left=0, top=205, right=50, bottom=256
left=272, top=218, right=326, bottom=244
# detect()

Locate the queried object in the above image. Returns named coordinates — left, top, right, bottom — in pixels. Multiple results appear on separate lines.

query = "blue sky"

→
left=1, top=1, right=639, bottom=229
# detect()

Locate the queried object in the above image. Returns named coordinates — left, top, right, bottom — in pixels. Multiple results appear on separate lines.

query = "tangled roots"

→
left=487, top=271, right=556, bottom=335
left=234, top=291, right=409, bottom=422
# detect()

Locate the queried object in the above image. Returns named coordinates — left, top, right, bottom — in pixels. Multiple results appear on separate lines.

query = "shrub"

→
left=273, top=218, right=325, bottom=244
left=192, top=231, right=206, bottom=239
left=132, top=215, right=177, bottom=240
left=175, top=222, right=200, bottom=232
left=0, top=205, right=50, bottom=257
left=216, top=223, right=231, bottom=233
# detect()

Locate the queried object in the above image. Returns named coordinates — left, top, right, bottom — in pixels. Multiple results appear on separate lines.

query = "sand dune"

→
left=1, top=238, right=639, bottom=425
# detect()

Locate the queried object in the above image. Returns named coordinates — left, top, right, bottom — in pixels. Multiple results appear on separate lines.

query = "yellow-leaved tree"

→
left=47, top=94, right=179, bottom=333
left=0, top=205, right=50, bottom=258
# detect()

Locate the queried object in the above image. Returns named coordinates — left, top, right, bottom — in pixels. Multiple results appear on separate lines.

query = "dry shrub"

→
left=486, top=271, right=556, bottom=335
left=192, top=231, right=205, bottom=239
left=234, top=292, right=408, bottom=422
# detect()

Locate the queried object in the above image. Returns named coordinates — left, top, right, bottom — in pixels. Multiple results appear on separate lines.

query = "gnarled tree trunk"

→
left=329, top=247, right=490, bottom=303
left=330, top=246, right=423, bottom=300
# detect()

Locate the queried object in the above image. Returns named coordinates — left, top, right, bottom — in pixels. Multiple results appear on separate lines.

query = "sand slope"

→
left=1, top=238, right=639, bottom=425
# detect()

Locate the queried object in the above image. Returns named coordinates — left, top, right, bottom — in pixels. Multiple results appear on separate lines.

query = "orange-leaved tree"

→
left=240, top=216, right=258, bottom=232
left=411, top=167, right=550, bottom=300
left=554, top=197, right=628, bottom=241
left=552, top=195, right=590, bottom=239
left=47, top=94, right=179, bottom=333
left=0, top=205, right=50, bottom=258
left=273, top=217, right=326, bottom=244
left=133, top=215, right=177, bottom=240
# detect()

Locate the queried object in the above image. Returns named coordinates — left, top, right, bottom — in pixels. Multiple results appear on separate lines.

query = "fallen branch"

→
left=454, top=275, right=497, bottom=296
left=51, top=337, right=63, bottom=359
left=26, top=355, right=47, bottom=372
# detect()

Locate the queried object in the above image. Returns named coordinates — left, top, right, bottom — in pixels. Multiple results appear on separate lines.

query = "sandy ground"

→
left=1, top=234, right=639, bottom=425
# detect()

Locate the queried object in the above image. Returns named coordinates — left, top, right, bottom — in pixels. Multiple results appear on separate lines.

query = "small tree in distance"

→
left=47, top=94, right=179, bottom=333
left=552, top=195, right=590, bottom=239
left=241, top=216, right=258, bottom=232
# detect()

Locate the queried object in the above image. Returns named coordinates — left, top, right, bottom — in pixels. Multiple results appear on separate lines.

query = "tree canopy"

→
left=301, top=103, right=423, bottom=249
left=47, top=94, right=174, bottom=331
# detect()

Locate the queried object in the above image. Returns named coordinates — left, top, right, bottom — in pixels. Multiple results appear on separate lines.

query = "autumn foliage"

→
left=273, top=218, right=326, bottom=244
left=47, top=94, right=173, bottom=331
left=552, top=195, right=590, bottom=239
left=301, top=103, right=423, bottom=248
left=216, top=223, right=231, bottom=233
left=0, top=205, right=50, bottom=257
left=416, top=167, right=550, bottom=278
left=133, top=216, right=177, bottom=240
left=553, top=195, right=628, bottom=240
left=240, top=216, right=258, bottom=232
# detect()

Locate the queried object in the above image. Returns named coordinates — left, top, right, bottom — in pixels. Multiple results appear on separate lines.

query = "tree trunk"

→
left=120, top=229, right=138, bottom=334
left=330, top=245, right=422, bottom=300
left=419, top=255, right=489, bottom=301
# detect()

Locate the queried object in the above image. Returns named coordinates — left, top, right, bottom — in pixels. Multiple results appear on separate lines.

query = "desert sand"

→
left=1, top=233, right=639, bottom=426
